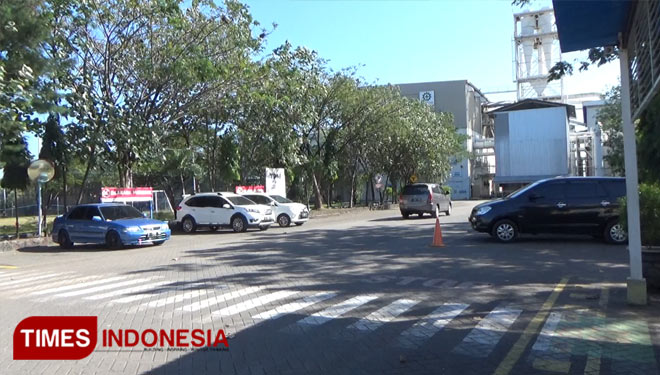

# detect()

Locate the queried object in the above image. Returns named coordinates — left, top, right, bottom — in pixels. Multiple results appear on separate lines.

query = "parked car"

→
left=399, top=183, right=452, bottom=218
left=469, top=176, right=627, bottom=243
left=241, top=193, right=310, bottom=227
left=52, top=203, right=171, bottom=250
left=175, top=192, right=274, bottom=233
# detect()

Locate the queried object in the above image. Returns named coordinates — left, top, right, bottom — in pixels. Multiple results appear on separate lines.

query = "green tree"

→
left=597, top=86, right=624, bottom=176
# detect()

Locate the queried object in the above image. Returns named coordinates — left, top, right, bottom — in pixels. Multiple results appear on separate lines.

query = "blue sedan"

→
left=52, top=203, right=171, bottom=249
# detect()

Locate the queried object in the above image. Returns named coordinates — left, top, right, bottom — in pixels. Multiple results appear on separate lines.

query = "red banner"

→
left=14, top=316, right=98, bottom=360
left=101, top=187, right=153, bottom=203
left=235, top=185, right=265, bottom=194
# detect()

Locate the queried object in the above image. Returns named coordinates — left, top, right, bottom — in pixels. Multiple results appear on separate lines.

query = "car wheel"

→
left=418, top=213, right=424, bottom=218
left=181, top=217, right=196, bottom=234
left=492, top=219, right=518, bottom=243
left=58, top=230, right=74, bottom=249
left=445, top=203, right=452, bottom=216
left=604, top=220, right=627, bottom=244
left=277, top=214, right=291, bottom=227
left=259, top=225, right=269, bottom=231
left=153, top=241, right=165, bottom=246
left=209, top=225, right=219, bottom=232
left=106, top=231, right=123, bottom=250
left=231, top=215, right=248, bottom=233
left=402, top=212, right=410, bottom=219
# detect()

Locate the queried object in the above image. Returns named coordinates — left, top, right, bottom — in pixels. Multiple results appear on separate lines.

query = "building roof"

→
left=489, top=99, right=576, bottom=118
left=552, top=0, right=633, bottom=52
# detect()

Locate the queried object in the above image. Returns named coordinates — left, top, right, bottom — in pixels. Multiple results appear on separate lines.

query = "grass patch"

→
left=0, top=216, right=56, bottom=236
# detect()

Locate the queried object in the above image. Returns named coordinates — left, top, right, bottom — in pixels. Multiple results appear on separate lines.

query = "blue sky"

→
left=243, top=0, right=619, bottom=94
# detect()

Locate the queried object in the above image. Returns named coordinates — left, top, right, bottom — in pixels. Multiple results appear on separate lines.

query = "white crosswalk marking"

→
left=531, top=311, right=562, bottom=352
left=398, top=303, right=468, bottom=348
left=452, top=307, right=522, bottom=358
left=132, top=290, right=212, bottom=311
left=31, top=276, right=128, bottom=296
left=0, top=271, right=43, bottom=280
left=253, top=292, right=338, bottom=320
left=53, top=278, right=154, bottom=298
left=10, top=274, right=105, bottom=294
left=84, top=280, right=171, bottom=301
left=178, top=286, right=264, bottom=312
left=0, top=272, right=73, bottom=288
left=348, top=298, right=419, bottom=331
left=297, top=295, right=379, bottom=326
left=212, top=290, right=299, bottom=317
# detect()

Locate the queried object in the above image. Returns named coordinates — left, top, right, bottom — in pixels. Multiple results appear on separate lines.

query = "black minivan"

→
left=469, top=177, right=627, bottom=243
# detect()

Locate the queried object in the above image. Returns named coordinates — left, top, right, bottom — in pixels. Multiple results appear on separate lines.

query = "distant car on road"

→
left=52, top=203, right=171, bottom=249
left=469, top=176, right=627, bottom=243
left=175, top=192, right=274, bottom=233
left=241, top=193, right=310, bottom=227
left=399, top=183, right=452, bottom=219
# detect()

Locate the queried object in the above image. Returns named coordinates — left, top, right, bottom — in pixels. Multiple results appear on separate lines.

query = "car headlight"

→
left=247, top=208, right=259, bottom=213
left=161, top=223, right=169, bottom=230
left=265, top=209, right=273, bottom=215
left=124, top=226, right=141, bottom=232
left=475, top=206, right=492, bottom=216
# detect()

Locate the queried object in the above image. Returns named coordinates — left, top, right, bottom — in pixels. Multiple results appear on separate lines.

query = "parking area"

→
left=1, top=201, right=659, bottom=375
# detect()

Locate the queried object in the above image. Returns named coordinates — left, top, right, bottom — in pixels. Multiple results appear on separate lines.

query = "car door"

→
left=84, top=206, right=108, bottom=243
left=65, top=207, right=87, bottom=242
left=432, top=185, right=449, bottom=211
left=206, top=196, right=226, bottom=225
left=563, top=180, right=609, bottom=234
left=520, top=180, right=568, bottom=233
left=215, top=197, right=234, bottom=225
left=188, top=196, right=212, bottom=224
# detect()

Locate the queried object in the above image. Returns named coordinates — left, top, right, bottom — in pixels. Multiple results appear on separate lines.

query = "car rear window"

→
left=402, top=185, right=429, bottom=195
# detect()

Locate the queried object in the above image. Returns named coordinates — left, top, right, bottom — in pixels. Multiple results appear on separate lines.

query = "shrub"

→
left=620, top=183, right=660, bottom=246
left=441, top=185, right=452, bottom=195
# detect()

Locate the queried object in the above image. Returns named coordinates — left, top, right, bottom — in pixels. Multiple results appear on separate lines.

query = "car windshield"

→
left=226, top=196, right=256, bottom=206
left=100, top=205, right=144, bottom=221
left=506, top=180, right=545, bottom=199
left=270, top=195, right=293, bottom=203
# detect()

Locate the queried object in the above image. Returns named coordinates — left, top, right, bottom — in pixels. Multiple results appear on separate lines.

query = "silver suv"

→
left=399, top=183, right=452, bottom=219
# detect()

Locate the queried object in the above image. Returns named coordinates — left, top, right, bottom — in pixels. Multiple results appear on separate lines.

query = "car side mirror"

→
left=270, top=201, right=277, bottom=206
left=222, top=204, right=231, bottom=209
left=92, top=216, right=103, bottom=222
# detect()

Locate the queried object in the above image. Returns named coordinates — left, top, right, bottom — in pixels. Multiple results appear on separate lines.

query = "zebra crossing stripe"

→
left=178, top=286, right=264, bottom=312
left=0, top=272, right=72, bottom=288
left=348, top=298, right=420, bottom=331
left=452, top=307, right=522, bottom=358
left=211, top=290, right=299, bottom=317
left=398, top=303, right=468, bottom=348
left=252, top=292, right=338, bottom=320
left=84, top=280, right=171, bottom=301
left=0, top=271, right=43, bottom=280
left=10, top=275, right=105, bottom=294
left=134, top=289, right=212, bottom=310
left=31, top=276, right=128, bottom=296
left=297, top=295, right=379, bottom=326
left=53, top=278, right=155, bottom=298
left=530, top=311, right=562, bottom=352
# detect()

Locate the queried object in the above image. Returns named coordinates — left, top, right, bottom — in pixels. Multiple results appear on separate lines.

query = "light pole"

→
left=28, top=160, right=55, bottom=237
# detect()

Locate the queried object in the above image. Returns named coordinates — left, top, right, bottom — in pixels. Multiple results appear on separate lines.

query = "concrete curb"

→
left=310, top=204, right=398, bottom=218
left=0, top=237, right=50, bottom=252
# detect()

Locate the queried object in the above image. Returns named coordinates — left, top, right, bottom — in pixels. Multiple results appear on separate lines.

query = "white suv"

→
left=175, top=192, right=274, bottom=233
left=241, top=193, right=309, bottom=227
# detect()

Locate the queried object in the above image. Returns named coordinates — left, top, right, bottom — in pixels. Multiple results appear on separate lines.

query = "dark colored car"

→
left=399, top=183, right=452, bottom=218
left=52, top=203, right=171, bottom=249
left=469, top=177, right=627, bottom=243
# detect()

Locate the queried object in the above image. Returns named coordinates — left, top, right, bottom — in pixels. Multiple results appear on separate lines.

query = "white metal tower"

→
left=513, top=8, right=563, bottom=100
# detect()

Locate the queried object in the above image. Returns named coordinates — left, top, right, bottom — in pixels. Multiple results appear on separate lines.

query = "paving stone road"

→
left=1, top=201, right=658, bottom=374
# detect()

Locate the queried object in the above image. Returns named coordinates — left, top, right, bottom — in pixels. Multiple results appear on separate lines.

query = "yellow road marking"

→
left=0, top=265, right=18, bottom=269
left=494, top=277, right=569, bottom=375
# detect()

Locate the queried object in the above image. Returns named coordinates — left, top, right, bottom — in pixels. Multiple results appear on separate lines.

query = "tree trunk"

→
left=77, top=148, right=95, bottom=204
left=349, top=169, right=356, bottom=208
left=62, top=165, right=68, bottom=212
left=14, top=189, right=18, bottom=237
left=180, top=174, right=186, bottom=196
left=312, top=173, right=323, bottom=209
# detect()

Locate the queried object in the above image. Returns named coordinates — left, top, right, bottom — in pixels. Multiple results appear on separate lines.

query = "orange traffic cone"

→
left=431, top=217, right=445, bottom=247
